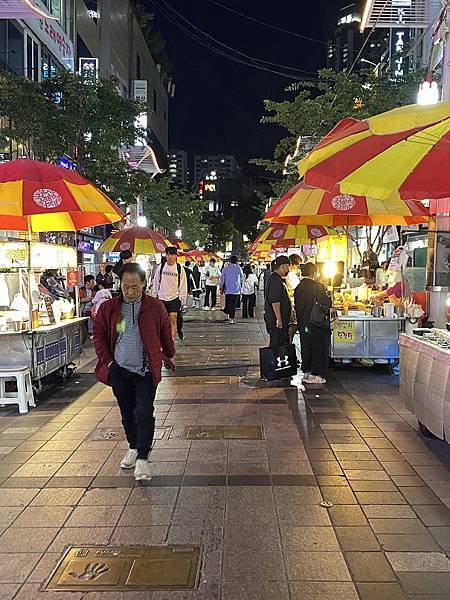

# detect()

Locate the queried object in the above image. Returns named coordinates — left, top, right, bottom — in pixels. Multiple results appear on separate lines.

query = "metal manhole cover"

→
left=44, top=546, right=202, bottom=591
left=184, top=425, right=264, bottom=440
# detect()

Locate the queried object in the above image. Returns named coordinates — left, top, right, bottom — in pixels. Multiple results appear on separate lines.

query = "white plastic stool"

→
left=0, top=367, right=35, bottom=414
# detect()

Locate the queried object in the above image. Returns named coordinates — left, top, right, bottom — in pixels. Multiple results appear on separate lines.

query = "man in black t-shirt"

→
left=264, top=255, right=291, bottom=347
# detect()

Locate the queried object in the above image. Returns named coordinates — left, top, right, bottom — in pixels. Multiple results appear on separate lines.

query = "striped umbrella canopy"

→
left=264, top=182, right=430, bottom=226
left=298, top=101, right=450, bottom=201
left=188, top=249, right=221, bottom=263
left=249, top=224, right=331, bottom=252
left=172, top=239, right=191, bottom=251
left=0, top=159, right=124, bottom=232
left=250, top=250, right=273, bottom=261
left=99, top=227, right=171, bottom=254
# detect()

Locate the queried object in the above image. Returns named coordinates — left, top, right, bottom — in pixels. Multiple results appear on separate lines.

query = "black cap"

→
left=119, top=250, right=133, bottom=260
left=273, top=255, right=290, bottom=269
left=166, top=246, right=178, bottom=256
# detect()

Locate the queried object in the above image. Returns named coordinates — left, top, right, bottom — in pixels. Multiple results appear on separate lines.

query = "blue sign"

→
left=58, top=157, right=77, bottom=171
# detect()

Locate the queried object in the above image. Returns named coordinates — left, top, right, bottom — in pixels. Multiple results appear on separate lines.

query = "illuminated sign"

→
left=58, top=156, right=77, bottom=171
left=133, top=80, right=148, bottom=103
left=391, top=29, right=410, bottom=77
left=25, top=0, right=74, bottom=71
left=79, top=57, right=98, bottom=79
left=204, top=183, right=216, bottom=193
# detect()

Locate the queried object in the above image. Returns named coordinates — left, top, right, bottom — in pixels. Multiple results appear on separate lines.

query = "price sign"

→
left=334, top=320, right=356, bottom=344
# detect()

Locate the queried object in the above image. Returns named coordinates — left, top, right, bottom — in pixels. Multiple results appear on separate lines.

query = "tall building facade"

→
left=328, top=3, right=363, bottom=71
left=193, top=154, right=239, bottom=185
left=168, top=149, right=189, bottom=188
left=76, top=0, right=170, bottom=166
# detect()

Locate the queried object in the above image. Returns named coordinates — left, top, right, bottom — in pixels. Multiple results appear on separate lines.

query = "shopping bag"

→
left=259, top=344, right=297, bottom=381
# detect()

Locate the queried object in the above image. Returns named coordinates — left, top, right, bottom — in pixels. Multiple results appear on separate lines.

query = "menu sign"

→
left=334, top=321, right=356, bottom=344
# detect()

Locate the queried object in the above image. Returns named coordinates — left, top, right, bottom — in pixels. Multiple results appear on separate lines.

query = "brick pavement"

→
left=0, top=306, right=449, bottom=599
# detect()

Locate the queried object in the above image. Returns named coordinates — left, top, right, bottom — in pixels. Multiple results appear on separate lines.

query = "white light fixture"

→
left=417, top=76, right=439, bottom=105
left=137, top=215, right=147, bottom=227
left=175, top=229, right=182, bottom=239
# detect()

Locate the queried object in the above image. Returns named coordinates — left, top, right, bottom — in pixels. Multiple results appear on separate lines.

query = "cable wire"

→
left=151, top=0, right=320, bottom=78
left=204, top=0, right=330, bottom=47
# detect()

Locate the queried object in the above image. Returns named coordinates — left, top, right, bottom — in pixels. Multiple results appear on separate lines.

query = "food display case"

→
left=400, top=330, right=450, bottom=441
left=0, top=241, right=86, bottom=386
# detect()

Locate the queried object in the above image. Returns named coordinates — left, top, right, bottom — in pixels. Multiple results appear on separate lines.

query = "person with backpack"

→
left=203, top=258, right=221, bottom=310
left=151, top=246, right=187, bottom=340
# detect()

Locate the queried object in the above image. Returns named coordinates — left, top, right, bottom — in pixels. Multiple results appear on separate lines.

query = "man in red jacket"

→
left=93, top=263, right=175, bottom=482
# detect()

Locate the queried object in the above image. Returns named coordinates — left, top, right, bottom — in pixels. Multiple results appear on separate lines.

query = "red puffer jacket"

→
left=93, top=294, right=175, bottom=386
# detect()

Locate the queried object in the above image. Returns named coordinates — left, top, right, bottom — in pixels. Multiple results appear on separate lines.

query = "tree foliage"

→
left=0, top=71, right=208, bottom=242
left=253, top=68, right=421, bottom=196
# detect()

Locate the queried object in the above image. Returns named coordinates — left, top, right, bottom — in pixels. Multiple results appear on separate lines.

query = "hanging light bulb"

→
left=417, top=75, right=440, bottom=105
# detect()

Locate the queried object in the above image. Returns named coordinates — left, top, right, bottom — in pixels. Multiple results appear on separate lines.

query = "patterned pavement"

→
left=0, top=305, right=449, bottom=599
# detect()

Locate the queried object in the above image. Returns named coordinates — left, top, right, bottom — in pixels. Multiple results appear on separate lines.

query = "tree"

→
left=253, top=68, right=421, bottom=197
left=142, top=177, right=210, bottom=245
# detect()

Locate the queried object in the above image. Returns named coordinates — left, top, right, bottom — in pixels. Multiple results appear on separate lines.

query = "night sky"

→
left=146, top=0, right=344, bottom=165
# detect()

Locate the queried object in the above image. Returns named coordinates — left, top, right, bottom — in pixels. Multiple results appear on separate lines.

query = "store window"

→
left=0, top=22, right=24, bottom=75
left=26, top=33, right=40, bottom=82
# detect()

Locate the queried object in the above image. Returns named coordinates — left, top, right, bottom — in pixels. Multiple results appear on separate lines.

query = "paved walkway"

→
left=0, top=305, right=449, bottom=599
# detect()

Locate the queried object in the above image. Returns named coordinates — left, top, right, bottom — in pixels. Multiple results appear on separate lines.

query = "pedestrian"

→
left=151, top=246, right=187, bottom=340
left=294, top=262, right=332, bottom=385
left=79, top=274, right=95, bottom=339
left=286, top=253, right=302, bottom=291
left=191, top=264, right=202, bottom=308
left=112, top=249, right=134, bottom=278
left=97, top=264, right=114, bottom=289
left=220, top=255, right=243, bottom=324
left=183, top=260, right=196, bottom=309
left=262, top=262, right=272, bottom=296
left=203, top=258, right=221, bottom=310
left=93, top=263, right=175, bottom=481
left=91, top=284, right=112, bottom=318
left=264, top=256, right=291, bottom=347
left=241, top=264, right=258, bottom=318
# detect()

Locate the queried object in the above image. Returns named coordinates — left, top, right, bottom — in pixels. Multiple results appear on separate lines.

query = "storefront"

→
left=0, top=240, right=86, bottom=388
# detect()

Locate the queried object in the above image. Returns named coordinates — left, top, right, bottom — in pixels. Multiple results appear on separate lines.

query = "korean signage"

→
left=0, top=242, right=28, bottom=268
left=30, top=243, right=77, bottom=269
left=79, top=57, right=98, bottom=80
left=25, top=0, right=74, bottom=71
left=333, top=320, right=356, bottom=344
left=133, top=80, right=148, bottom=103
left=66, top=269, right=79, bottom=288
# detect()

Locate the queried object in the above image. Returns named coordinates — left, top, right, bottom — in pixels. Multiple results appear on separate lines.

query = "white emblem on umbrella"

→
left=331, top=194, right=356, bottom=211
left=119, top=242, right=131, bottom=251
left=33, top=188, right=62, bottom=209
left=310, top=228, right=324, bottom=238
left=156, top=242, right=166, bottom=252
left=272, top=229, right=284, bottom=238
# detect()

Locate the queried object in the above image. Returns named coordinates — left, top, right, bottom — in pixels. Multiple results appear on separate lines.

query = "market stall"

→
left=400, top=329, right=450, bottom=441
left=0, top=240, right=85, bottom=384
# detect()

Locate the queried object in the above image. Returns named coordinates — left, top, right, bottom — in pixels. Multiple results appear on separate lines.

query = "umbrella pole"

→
left=27, top=219, right=33, bottom=331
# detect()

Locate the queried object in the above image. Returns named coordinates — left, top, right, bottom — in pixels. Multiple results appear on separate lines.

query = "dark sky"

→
left=146, top=0, right=344, bottom=164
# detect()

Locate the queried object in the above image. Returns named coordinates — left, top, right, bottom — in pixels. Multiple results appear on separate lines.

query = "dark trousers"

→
left=268, top=327, right=290, bottom=348
left=299, top=326, right=330, bottom=378
left=242, top=293, right=256, bottom=318
left=224, top=294, right=239, bottom=319
left=177, top=309, right=183, bottom=335
left=110, top=363, right=156, bottom=459
left=204, top=285, right=217, bottom=308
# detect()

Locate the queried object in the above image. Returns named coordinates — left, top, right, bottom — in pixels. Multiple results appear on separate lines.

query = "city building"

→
left=359, top=0, right=442, bottom=76
left=168, top=149, right=189, bottom=188
left=193, top=154, right=239, bottom=185
left=0, top=0, right=76, bottom=80
left=76, top=0, right=170, bottom=167
left=328, top=2, right=363, bottom=72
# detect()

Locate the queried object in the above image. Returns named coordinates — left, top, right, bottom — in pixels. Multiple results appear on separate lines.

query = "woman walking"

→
left=191, top=265, right=202, bottom=309
left=241, top=264, right=258, bottom=318
left=294, top=262, right=332, bottom=384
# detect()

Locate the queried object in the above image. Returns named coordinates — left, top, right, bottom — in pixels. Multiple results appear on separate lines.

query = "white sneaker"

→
left=120, top=448, right=138, bottom=469
left=134, top=459, right=152, bottom=481
left=203, top=306, right=210, bottom=311
left=303, top=375, right=326, bottom=384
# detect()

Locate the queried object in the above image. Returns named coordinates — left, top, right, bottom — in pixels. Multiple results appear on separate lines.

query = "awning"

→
left=0, top=0, right=56, bottom=19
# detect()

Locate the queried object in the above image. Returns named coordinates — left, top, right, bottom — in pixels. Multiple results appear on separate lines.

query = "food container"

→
left=383, top=303, right=395, bottom=318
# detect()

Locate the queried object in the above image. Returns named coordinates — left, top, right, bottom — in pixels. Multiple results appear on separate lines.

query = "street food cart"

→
left=0, top=240, right=86, bottom=387
left=400, top=330, right=450, bottom=441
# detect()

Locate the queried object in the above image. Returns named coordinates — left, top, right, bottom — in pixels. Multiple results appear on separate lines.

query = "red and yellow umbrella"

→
left=298, top=101, right=450, bottom=201
left=264, top=182, right=430, bottom=226
left=99, top=227, right=171, bottom=254
left=249, top=223, right=331, bottom=252
left=188, top=249, right=221, bottom=263
left=172, top=239, right=191, bottom=251
left=0, top=159, right=124, bottom=232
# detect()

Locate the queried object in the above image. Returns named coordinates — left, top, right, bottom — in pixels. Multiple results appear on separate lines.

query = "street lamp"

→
left=417, top=75, right=440, bottom=105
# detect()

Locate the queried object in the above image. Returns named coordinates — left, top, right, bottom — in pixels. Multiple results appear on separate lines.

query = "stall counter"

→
left=400, top=333, right=450, bottom=441
left=0, top=318, right=87, bottom=385
left=331, top=315, right=405, bottom=366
